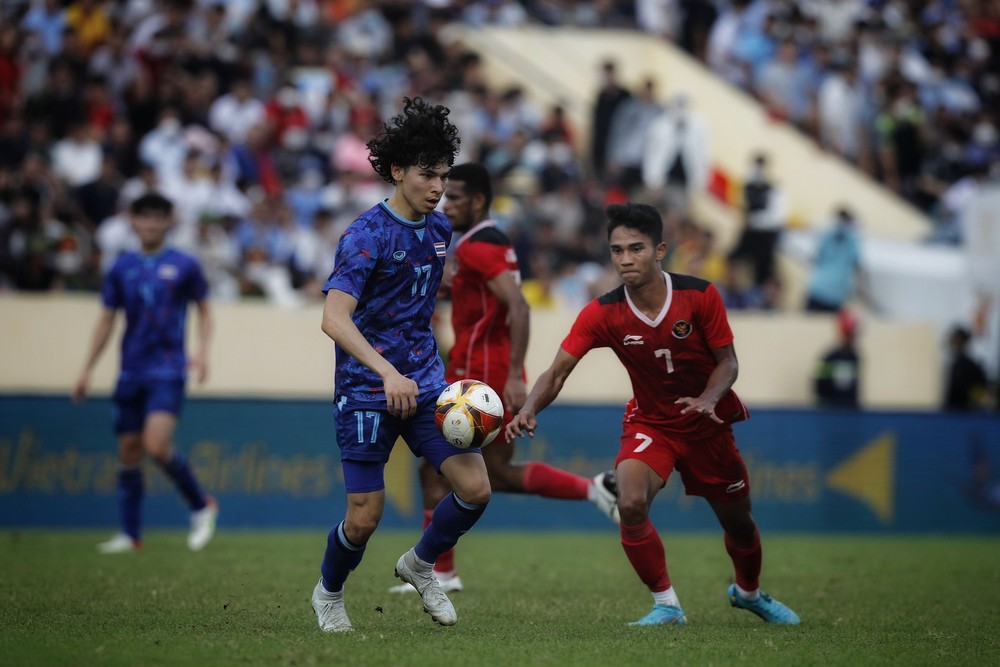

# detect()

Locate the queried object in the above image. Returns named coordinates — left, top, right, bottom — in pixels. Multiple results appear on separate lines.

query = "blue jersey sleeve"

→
left=323, top=220, right=381, bottom=299
left=185, top=256, right=209, bottom=302
left=102, top=259, right=125, bottom=310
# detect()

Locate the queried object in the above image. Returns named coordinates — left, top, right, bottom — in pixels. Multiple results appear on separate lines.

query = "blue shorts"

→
left=113, top=377, right=186, bottom=434
left=334, top=390, right=477, bottom=493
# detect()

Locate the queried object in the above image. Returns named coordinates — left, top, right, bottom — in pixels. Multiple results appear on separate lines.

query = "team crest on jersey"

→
left=157, top=264, right=178, bottom=280
left=671, top=320, right=692, bottom=339
left=393, top=250, right=406, bottom=261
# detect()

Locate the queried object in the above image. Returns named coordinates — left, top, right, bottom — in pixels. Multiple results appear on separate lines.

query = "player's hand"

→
left=383, top=372, right=419, bottom=420
left=72, top=373, right=89, bottom=405
left=675, top=396, right=724, bottom=424
left=189, top=355, right=208, bottom=384
left=503, top=376, right=527, bottom=415
left=504, top=411, right=536, bottom=442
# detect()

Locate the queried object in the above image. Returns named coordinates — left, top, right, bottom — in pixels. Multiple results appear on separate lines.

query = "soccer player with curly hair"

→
left=310, top=97, right=491, bottom=632
left=389, top=163, right=619, bottom=596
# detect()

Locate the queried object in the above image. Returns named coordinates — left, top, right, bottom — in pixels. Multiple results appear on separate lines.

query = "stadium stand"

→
left=0, top=0, right=996, bottom=403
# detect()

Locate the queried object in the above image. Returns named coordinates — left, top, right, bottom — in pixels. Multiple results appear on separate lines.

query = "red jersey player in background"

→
left=390, top=162, right=618, bottom=594
left=505, top=202, right=800, bottom=626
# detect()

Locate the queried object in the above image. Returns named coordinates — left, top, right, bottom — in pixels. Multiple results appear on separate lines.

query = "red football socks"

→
left=621, top=519, right=671, bottom=592
left=725, top=526, right=762, bottom=592
left=522, top=462, right=589, bottom=499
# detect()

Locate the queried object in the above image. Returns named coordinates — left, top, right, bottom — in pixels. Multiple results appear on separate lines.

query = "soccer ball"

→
left=435, top=379, right=505, bottom=449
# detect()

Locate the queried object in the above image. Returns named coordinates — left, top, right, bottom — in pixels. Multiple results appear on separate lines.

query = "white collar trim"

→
left=624, top=271, right=672, bottom=327
left=455, top=219, right=496, bottom=247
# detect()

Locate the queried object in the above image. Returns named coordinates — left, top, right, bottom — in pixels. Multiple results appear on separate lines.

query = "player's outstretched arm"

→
left=505, top=348, right=580, bottom=442
left=486, top=270, right=530, bottom=413
left=73, top=308, right=116, bottom=404
left=321, top=288, right=418, bottom=419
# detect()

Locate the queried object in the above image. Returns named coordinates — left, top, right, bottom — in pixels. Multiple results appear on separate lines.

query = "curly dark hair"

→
left=367, top=97, right=461, bottom=185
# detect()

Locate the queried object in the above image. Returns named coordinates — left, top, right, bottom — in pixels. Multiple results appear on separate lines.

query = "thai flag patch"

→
left=434, top=242, right=447, bottom=257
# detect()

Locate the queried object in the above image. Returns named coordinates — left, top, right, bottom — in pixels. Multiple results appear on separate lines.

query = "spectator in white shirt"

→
left=706, top=0, right=751, bottom=87
left=138, top=107, right=189, bottom=182
left=95, top=211, right=138, bottom=274
left=606, top=78, right=665, bottom=196
left=817, top=59, right=872, bottom=173
left=160, top=150, right=214, bottom=250
left=641, top=94, right=711, bottom=214
left=209, top=77, right=266, bottom=144
left=51, top=120, right=103, bottom=188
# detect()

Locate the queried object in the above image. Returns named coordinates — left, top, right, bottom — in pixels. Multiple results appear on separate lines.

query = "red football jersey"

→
left=561, top=272, right=749, bottom=437
left=447, top=220, right=521, bottom=388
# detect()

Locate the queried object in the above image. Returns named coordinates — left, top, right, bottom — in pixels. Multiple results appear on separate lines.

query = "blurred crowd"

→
left=687, top=0, right=1000, bottom=247
left=0, top=0, right=998, bottom=313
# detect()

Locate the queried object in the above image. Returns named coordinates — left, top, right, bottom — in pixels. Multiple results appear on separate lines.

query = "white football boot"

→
left=97, top=533, right=140, bottom=554
left=590, top=470, right=620, bottom=525
left=388, top=572, right=464, bottom=594
left=394, top=548, right=458, bottom=626
left=188, top=497, right=218, bottom=551
left=311, top=578, right=354, bottom=632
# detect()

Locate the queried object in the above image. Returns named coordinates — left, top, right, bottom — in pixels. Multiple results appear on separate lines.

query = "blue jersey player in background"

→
left=74, top=192, right=218, bottom=554
left=311, top=97, right=491, bottom=633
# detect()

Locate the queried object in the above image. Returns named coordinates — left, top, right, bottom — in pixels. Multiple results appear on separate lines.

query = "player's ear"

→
left=473, top=192, right=487, bottom=214
left=655, top=241, right=668, bottom=261
left=390, top=164, right=406, bottom=183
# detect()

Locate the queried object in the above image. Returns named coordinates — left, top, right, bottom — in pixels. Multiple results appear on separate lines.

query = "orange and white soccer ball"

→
left=434, top=380, right=505, bottom=449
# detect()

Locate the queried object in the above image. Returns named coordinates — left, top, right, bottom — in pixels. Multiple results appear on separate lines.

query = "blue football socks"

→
left=117, top=465, right=143, bottom=541
left=415, top=492, right=487, bottom=564
left=320, top=521, right=365, bottom=593
left=158, top=453, right=207, bottom=510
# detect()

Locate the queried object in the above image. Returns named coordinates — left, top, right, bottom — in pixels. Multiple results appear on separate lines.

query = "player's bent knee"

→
left=454, top=482, right=491, bottom=506
left=617, top=500, right=650, bottom=526
left=344, top=516, right=380, bottom=544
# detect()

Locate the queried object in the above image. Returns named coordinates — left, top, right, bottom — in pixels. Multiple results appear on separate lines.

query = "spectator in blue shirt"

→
left=805, top=206, right=864, bottom=312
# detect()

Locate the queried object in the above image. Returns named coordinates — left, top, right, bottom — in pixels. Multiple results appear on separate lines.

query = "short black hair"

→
left=448, top=162, right=493, bottom=211
left=606, top=203, right=663, bottom=245
left=950, top=326, right=971, bottom=345
left=367, top=97, right=461, bottom=185
left=130, top=192, right=174, bottom=215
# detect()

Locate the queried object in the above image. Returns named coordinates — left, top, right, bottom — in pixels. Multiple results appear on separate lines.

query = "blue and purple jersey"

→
left=102, top=248, right=208, bottom=381
left=323, top=201, right=451, bottom=402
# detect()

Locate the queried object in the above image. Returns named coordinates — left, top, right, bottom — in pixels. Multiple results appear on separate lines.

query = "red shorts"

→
left=615, top=420, right=750, bottom=501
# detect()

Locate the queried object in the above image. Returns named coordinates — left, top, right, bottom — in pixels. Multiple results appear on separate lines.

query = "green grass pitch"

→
left=1, top=530, right=997, bottom=666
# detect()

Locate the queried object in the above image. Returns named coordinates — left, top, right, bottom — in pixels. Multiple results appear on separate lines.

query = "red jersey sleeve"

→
left=460, top=240, right=513, bottom=283
left=560, top=300, right=606, bottom=359
left=700, top=283, right=734, bottom=349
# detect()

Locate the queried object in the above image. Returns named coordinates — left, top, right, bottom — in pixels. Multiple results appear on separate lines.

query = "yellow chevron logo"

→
left=826, top=432, right=896, bottom=524
left=384, top=438, right=414, bottom=517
